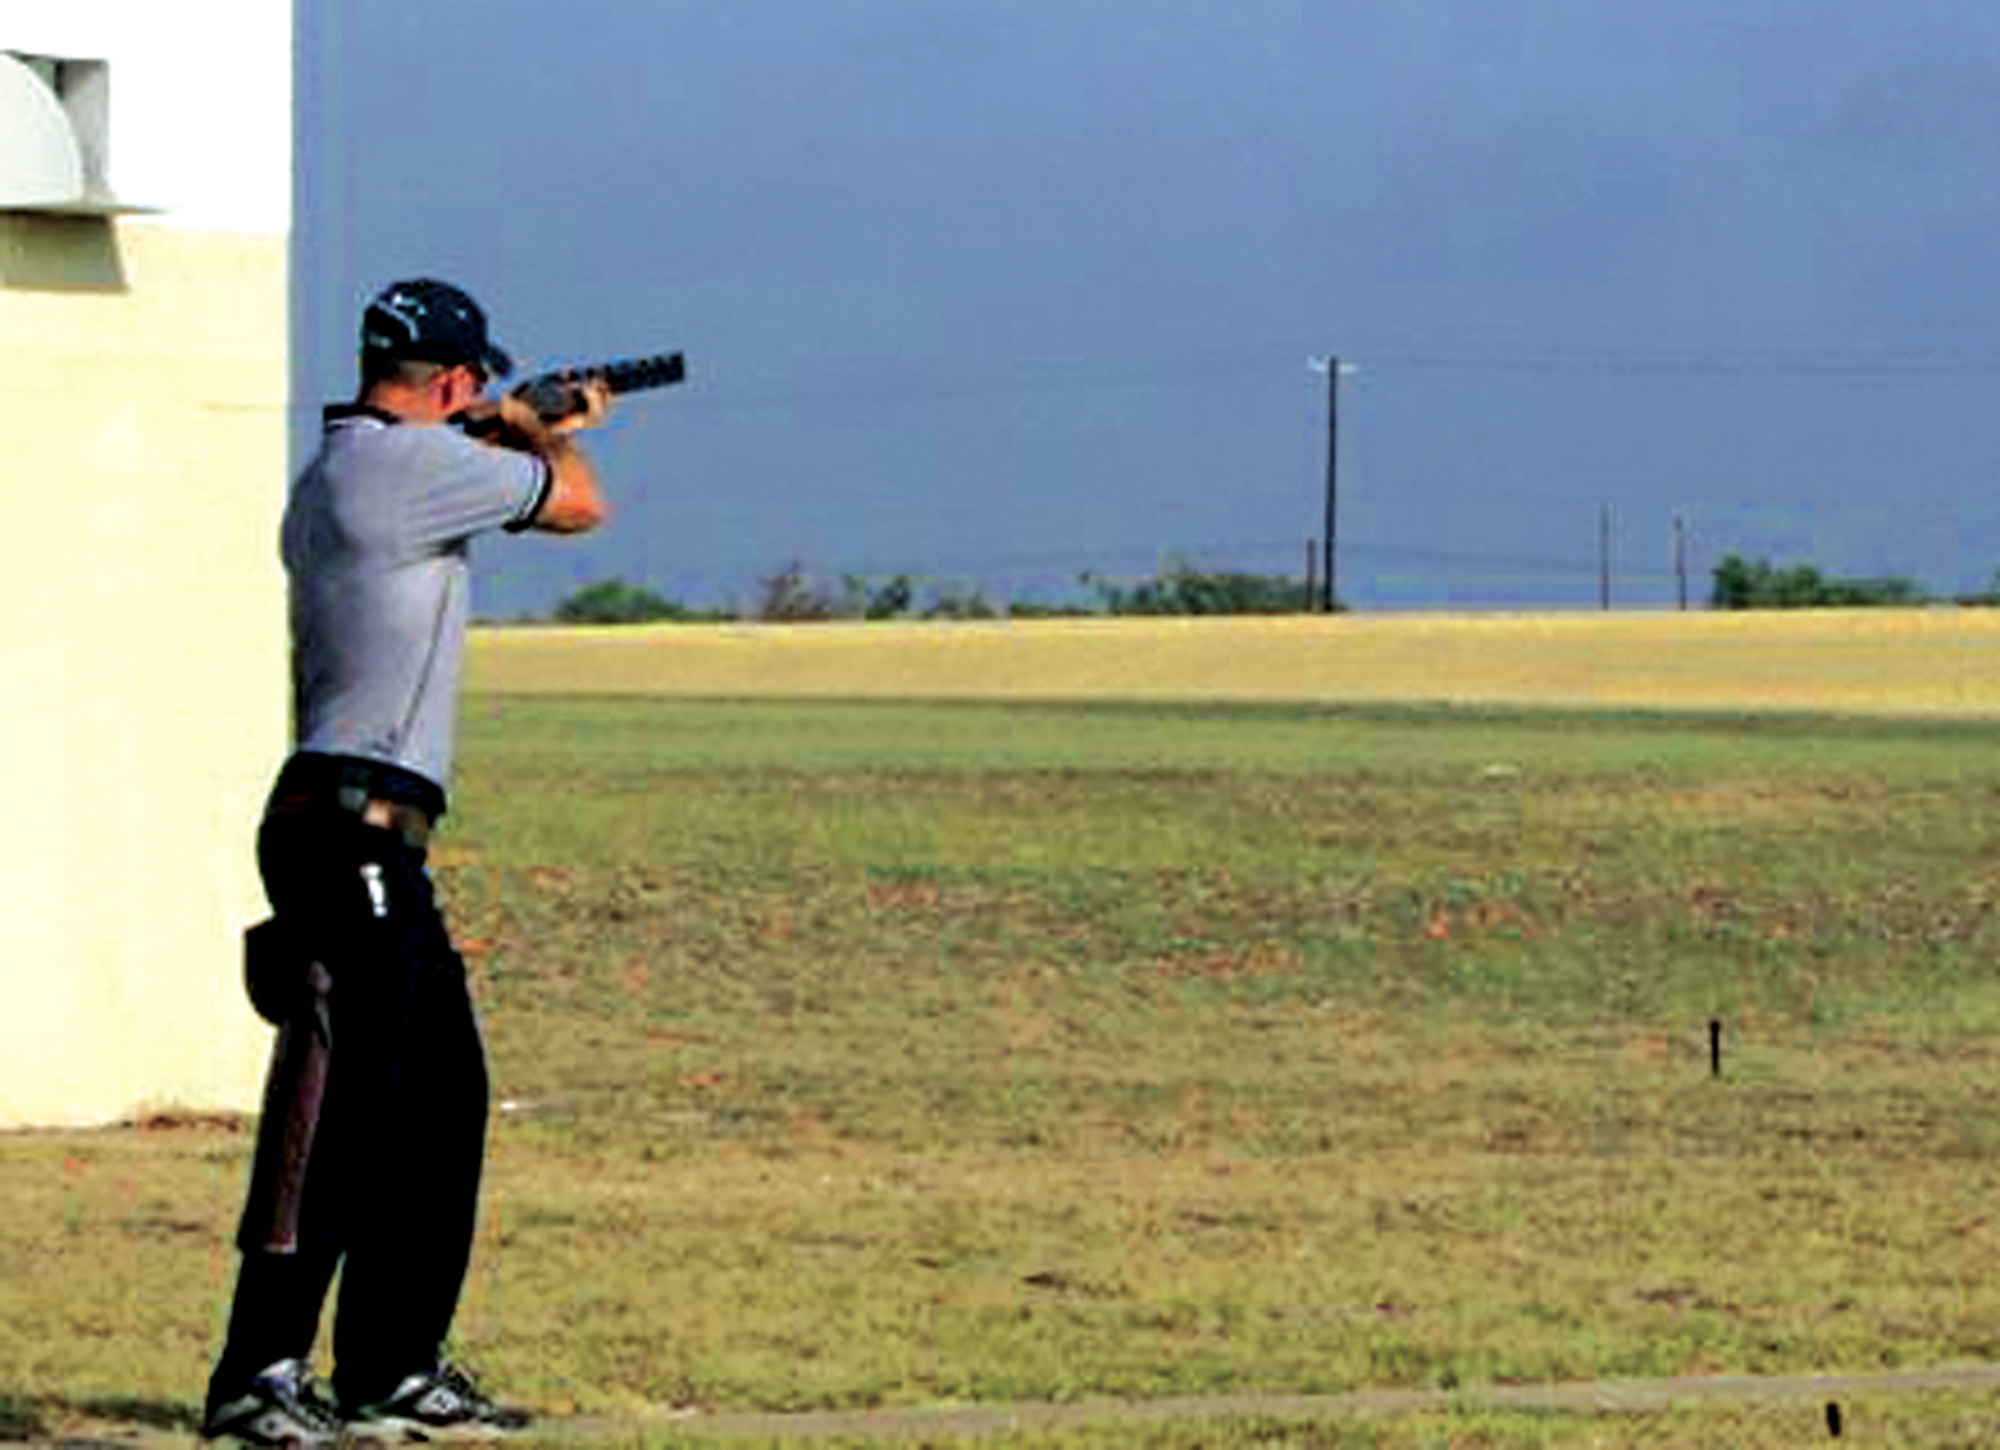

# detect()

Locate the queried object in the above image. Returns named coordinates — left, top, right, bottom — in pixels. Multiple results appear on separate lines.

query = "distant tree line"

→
left=547, top=559, right=1338, bottom=624
left=548, top=552, right=1986, bottom=624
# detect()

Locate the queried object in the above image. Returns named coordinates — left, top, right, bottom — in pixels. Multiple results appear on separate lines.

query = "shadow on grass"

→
left=0, top=1394, right=42, bottom=1442
left=0, top=1388, right=201, bottom=1442
left=64, top=1395, right=201, bottom=1432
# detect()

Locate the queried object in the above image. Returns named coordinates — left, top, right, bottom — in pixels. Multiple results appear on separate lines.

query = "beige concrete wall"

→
left=0, top=219, right=287, bottom=1126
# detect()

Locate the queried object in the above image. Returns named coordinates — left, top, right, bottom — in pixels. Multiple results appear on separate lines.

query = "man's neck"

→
left=357, top=382, right=451, bottom=425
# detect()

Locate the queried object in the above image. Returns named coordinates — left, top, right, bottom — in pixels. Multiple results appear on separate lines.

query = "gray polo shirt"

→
left=283, top=405, right=552, bottom=794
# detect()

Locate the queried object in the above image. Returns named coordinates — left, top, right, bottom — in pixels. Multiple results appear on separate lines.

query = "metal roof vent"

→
left=0, top=50, right=149, bottom=214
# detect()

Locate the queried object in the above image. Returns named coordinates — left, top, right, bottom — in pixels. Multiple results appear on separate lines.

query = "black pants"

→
left=209, top=774, right=488, bottom=1408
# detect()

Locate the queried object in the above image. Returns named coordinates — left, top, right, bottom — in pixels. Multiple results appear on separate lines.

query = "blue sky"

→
left=294, top=0, right=2000, bottom=614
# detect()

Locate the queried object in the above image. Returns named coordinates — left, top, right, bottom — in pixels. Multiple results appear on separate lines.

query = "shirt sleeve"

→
left=396, top=426, right=553, bottom=551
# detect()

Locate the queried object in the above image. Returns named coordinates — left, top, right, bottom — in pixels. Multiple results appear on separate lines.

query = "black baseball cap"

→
left=360, top=278, right=514, bottom=379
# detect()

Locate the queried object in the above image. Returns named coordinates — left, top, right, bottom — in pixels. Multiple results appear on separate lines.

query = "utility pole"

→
left=1600, top=504, right=1616, bottom=612
left=1304, top=538, right=1318, bottom=614
left=1309, top=357, right=1356, bottom=613
left=1324, top=360, right=1339, bottom=613
left=1673, top=514, right=1689, bottom=612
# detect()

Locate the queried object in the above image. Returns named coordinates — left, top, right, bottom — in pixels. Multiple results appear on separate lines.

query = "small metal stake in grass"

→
left=1710, top=1018, right=1723, bottom=1079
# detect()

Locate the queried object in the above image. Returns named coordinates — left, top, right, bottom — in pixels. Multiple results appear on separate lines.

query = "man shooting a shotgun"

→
left=202, top=278, right=615, bottom=1445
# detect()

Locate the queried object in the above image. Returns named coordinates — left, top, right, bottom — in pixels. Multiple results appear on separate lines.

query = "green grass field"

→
left=10, top=692, right=2000, bottom=1444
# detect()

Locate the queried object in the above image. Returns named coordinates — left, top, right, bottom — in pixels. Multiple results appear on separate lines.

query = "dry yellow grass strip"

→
left=467, top=609, right=2000, bottom=717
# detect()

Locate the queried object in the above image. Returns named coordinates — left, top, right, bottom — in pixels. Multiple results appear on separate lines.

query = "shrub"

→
left=1086, top=560, right=1321, bottom=615
left=1710, top=553, right=1929, bottom=610
left=554, top=578, right=702, bottom=624
left=757, top=561, right=841, bottom=622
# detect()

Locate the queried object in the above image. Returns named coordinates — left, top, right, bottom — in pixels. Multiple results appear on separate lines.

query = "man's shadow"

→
left=0, top=1386, right=200, bottom=1443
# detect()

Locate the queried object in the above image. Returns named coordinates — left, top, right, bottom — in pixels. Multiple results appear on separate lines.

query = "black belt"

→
left=267, top=755, right=440, bottom=851
left=268, top=790, right=433, bottom=851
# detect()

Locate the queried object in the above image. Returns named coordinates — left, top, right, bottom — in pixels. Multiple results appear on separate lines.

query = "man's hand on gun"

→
left=455, top=351, right=683, bottom=450
left=459, top=376, right=613, bottom=452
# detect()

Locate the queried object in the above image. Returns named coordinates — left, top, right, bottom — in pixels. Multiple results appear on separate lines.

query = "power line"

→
left=671, top=533, right=1625, bottom=591
left=1361, top=347, right=2000, bottom=378
left=665, top=343, right=2000, bottom=413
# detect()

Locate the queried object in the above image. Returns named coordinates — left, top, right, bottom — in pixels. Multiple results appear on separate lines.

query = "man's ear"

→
left=437, top=368, right=476, bottom=415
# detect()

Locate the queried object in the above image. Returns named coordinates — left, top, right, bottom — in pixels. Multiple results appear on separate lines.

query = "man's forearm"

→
left=529, top=432, right=607, bottom=534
